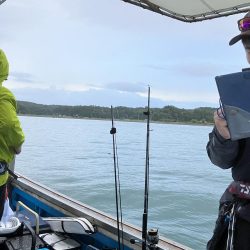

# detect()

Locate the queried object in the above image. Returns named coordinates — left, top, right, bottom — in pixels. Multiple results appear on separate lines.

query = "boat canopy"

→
left=122, top=0, right=250, bottom=22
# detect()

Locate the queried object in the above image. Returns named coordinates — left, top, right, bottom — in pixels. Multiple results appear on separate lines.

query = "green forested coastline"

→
left=17, top=101, right=215, bottom=124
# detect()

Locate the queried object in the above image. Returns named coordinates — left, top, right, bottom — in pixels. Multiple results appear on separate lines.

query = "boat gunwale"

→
left=10, top=173, right=191, bottom=250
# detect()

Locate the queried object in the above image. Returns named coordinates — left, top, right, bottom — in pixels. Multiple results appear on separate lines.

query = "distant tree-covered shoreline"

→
left=17, top=101, right=215, bottom=124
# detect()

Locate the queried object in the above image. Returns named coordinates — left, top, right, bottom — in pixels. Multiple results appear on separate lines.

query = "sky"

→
left=0, top=0, right=248, bottom=108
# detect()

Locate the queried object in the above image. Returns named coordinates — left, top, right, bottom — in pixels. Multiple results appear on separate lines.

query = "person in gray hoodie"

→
left=207, top=11, right=250, bottom=250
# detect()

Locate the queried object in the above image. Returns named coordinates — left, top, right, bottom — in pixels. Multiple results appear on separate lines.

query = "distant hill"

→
left=17, top=100, right=215, bottom=124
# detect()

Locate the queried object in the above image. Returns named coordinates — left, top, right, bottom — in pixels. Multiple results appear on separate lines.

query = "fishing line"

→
left=116, top=140, right=125, bottom=250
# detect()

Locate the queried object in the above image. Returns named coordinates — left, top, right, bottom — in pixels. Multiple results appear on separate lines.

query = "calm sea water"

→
left=15, top=116, right=232, bottom=250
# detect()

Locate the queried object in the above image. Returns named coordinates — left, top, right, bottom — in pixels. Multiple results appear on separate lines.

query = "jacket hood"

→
left=0, top=49, right=9, bottom=86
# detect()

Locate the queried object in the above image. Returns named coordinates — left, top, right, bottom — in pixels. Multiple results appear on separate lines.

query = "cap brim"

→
left=229, top=31, right=250, bottom=46
left=229, top=34, right=243, bottom=46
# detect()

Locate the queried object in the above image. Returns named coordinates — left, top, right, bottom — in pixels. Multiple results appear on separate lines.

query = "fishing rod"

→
left=142, top=86, right=150, bottom=250
left=110, top=106, right=124, bottom=250
left=141, top=87, right=159, bottom=250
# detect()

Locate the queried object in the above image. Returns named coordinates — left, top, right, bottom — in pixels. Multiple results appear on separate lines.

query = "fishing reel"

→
left=130, top=228, right=159, bottom=250
left=147, top=228, right=159, bottom=248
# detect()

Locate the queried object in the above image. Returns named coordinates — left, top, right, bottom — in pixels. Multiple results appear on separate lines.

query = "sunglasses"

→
left=238, top=17, right=250, bottom=32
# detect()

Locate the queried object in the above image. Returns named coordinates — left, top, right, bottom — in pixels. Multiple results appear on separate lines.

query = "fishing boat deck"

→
left=1, top=173, right=191, bottom=250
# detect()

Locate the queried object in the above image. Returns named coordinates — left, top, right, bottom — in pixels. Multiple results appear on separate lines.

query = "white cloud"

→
left=139, top=89, right=219, bottom=103
left=5, top=81, right=46, bottom=90
left=63, top=84, right=101, bottom=92
left=103, top=82, right=147, bottom=93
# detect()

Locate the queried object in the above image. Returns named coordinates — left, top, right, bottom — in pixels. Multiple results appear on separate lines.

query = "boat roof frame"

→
left=121, top=0, right=250, bottom=22
left=1, top=0, right=250, bottom=22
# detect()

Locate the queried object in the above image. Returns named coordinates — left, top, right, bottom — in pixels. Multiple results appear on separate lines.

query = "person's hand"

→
left=214, top=109, right=231, bottom=139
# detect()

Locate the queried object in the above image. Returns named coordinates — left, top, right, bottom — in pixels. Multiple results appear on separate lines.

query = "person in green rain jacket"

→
left=0, top=49, right=25, bottom=219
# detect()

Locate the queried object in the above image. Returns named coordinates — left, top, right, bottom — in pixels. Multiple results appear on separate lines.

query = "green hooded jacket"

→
left=0, top=49, right=25, bottom=186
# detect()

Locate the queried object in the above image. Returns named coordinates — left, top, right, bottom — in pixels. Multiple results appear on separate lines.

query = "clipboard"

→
left=215, top=70, right=250, bottom=140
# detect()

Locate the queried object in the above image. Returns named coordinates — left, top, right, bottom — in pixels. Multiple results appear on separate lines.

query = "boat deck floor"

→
left=1, top=234, right=47, bottom=250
